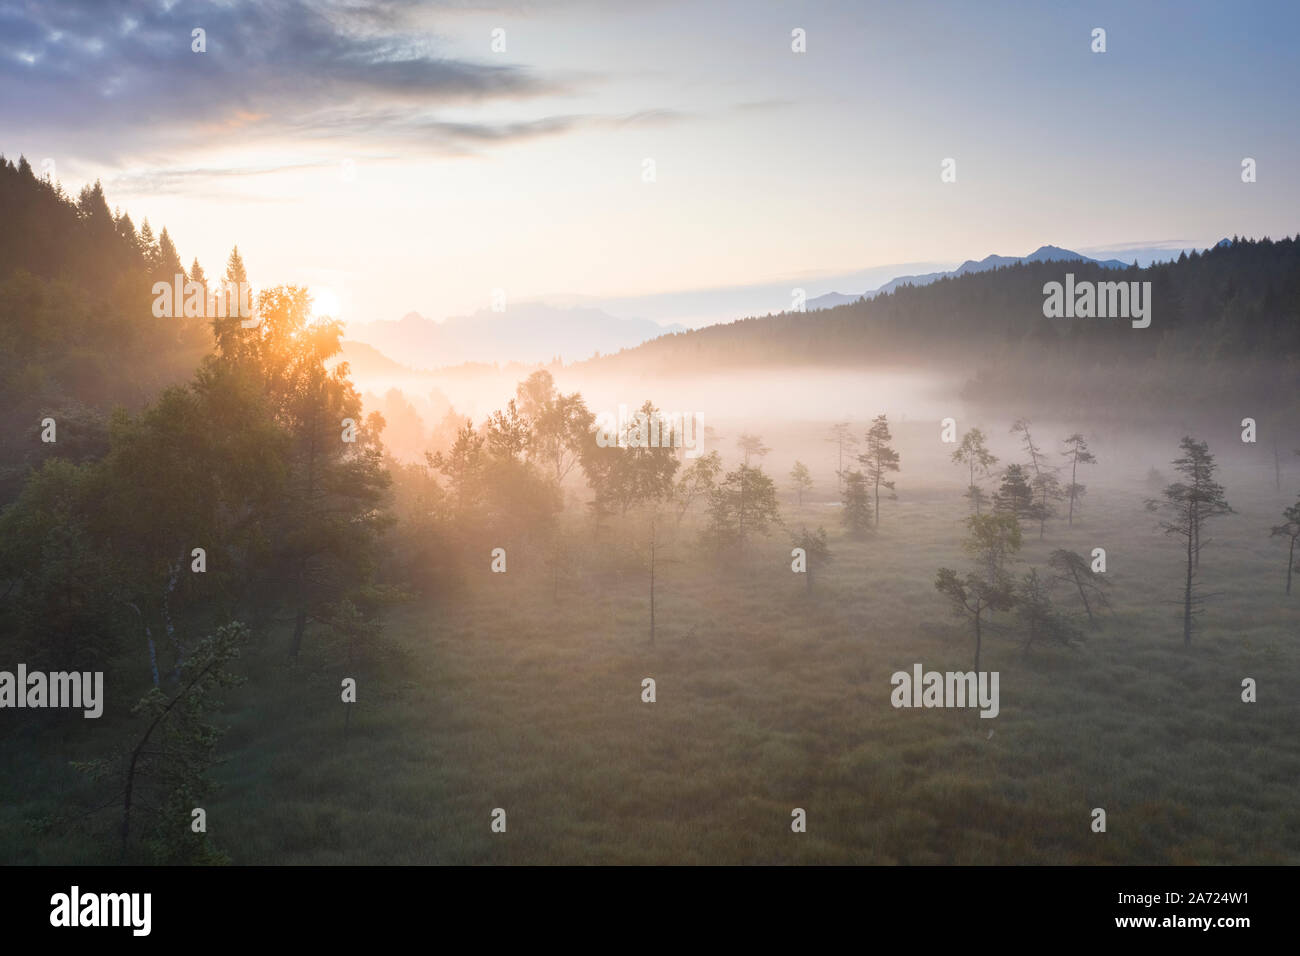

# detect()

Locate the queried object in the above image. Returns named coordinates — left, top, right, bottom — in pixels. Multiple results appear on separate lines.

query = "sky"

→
left=3, top=0, right=1298, bottom=329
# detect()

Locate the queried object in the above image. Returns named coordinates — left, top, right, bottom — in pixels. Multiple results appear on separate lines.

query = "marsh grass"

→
left=4, top=468, right=1297, bottom=865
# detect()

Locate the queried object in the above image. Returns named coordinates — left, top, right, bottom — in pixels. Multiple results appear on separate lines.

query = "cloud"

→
left=104, top=160, right=335, bottom=196
left=731, top=98, right=796, bottom=113
left=0, top=0, right=576, bottom=158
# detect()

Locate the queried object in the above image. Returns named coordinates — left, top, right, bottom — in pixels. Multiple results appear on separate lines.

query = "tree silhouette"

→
left=1146, top=437, right=1234, bottom=645
left=1012, top=418, right=1062, bottom=538
left=840, top=469, right=872, bottom=537
left=1270, top=495, right=1300, bottom=595
left=858, top=414, right=899, bottom=527
left=789, top=460, right=813, bottom=506
left=792, top=526, right=831, bottom=594
left=951, top=427, right=998, bottom=514
left=825, top=422, right=857, bottom=495
left=737, top=432, right=770, bottom=466
left=1060, top=433, right=1097, bottom=526
left=935, top=512, right=1021, bottom=671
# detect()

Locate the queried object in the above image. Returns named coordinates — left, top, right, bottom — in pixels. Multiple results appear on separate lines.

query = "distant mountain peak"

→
left=805, top=244, right=1129, bottom=311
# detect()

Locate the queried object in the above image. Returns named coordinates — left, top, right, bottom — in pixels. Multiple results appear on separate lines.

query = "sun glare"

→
left=311, top=287, right=341, bottom=322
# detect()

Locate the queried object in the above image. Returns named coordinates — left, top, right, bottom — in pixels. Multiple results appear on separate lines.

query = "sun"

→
left=311, top=287, right=342, bottom=321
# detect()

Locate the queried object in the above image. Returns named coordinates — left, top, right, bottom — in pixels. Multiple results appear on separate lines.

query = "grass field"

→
left=5, top=433, right=1299, bottom=865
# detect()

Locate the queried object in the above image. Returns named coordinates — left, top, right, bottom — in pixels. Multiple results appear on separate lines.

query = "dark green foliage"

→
left=582, top=238, right=1300, bottom=416
left=0, top=156, right=211, bottom=509
left=992, top=464, right=1039, bottom=529
left=936, top=512, right=1022, bottom=671
left=1015, top=568, right=1082, bottom=651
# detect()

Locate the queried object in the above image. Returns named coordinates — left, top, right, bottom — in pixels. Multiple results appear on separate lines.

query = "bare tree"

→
left=825, top=422, right=857, bottom=496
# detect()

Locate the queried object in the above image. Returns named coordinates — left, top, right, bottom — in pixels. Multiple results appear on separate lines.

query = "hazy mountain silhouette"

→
left=806, top=245, right=1132, bottom=310
left=348, top=303, right=685, bottom=367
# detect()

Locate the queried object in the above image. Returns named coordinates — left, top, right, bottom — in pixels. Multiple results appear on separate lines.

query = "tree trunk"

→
left=1070, top=565, right=1094, bottom=625
left=974, top=607, right=982, bottom=672
left=1287, top=537, right=1295, bottom=596
left=1068, top=453, right=1078, bottom=525
left=1192, top=500, right=1200, bottom=569
left=1183, top=530, right=1194, bottom=646
left=874, top=468, right=880, bottom=528
left=289, top=608, right=307, bottom=660
left=649, top=520, right=655, bottom=645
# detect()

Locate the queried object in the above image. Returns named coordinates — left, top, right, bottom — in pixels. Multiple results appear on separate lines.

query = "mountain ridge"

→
left=347, top=303, right=686, bottom=367
left=807, top=244, right=1132, bottom=311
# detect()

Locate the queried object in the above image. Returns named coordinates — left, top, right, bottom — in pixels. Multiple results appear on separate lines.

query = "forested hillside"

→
left=0, top=156, right=214, bottom=501
left=0, top=164, right=393, bottom=862
left=580, top=237, right=1300, bottom=414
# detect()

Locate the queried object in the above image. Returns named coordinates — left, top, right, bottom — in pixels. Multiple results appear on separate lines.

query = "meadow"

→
left=9, top=418, right=1294, bottom=865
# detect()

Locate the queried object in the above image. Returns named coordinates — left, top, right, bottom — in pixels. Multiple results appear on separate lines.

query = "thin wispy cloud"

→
left=0, top=0, right=583, bottom=157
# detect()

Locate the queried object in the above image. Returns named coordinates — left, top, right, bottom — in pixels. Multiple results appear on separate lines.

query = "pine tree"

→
left=157, top=227, right=184, bottom=278
left=993, top=464, right=1038, bottom=529
left=1048, top=549, right=1111, bottom=626
left=138, top=218, right=158, bottom=272
left=789, top=460, right=813, bottom=506
left=935, top=513, right=1021, bottom=671
left=1146, top=437, right=1234, bottom=645
left=704, top=463, right=780, bottom=550
left=951, top=427, right=998, bottom=514
left=1012, top=418, right=1062, bottom=538
left=1270, top=495, right=1300, bottom=595
left=1060, top=433, right=1097, bottom=525
left=840, top=469, right=872, bottom=537
left=736, top=433, right=770, bottom=466
left=1015, top=568, right=1081, bottom=651
left=858, top=414, right=899, bottom=527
